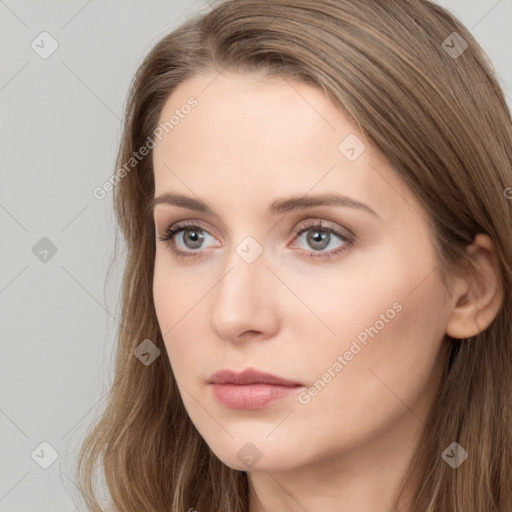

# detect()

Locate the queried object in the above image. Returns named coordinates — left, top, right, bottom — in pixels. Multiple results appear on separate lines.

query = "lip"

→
left=208, top=368, right=302, bottom=386
left=208, top=368, right=303, bottom=409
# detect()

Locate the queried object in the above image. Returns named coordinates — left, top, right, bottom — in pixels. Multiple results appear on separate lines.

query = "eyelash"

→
left=156, top=220, right=354, bottom=261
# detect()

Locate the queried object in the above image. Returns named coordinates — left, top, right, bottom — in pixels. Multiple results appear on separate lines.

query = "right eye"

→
left=157, top=222, right=219, bottom=259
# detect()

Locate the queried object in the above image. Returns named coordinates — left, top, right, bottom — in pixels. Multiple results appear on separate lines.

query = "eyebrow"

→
left=150, top=192, right=379, bottom=218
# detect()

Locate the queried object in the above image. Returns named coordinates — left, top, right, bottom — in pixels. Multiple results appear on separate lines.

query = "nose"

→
left=209, top=245, right=280, bottom=343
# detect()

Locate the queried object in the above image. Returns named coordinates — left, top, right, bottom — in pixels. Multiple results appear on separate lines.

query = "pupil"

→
left=308, top=230, right=329, bottom=250
left=185, top=229, right=203, bottom=248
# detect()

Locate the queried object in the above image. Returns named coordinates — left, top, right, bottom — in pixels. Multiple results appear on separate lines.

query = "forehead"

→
left=154, top=71, right=343, bottom=158
left=151, top=72, right=418, bottom=222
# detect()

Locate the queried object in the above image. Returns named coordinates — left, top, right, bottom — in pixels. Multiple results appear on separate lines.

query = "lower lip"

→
left=210, top=383, right=301, bottom=409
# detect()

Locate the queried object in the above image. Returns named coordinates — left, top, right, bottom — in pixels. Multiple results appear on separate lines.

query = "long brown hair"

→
left=75, top=1, right=512, bottom=510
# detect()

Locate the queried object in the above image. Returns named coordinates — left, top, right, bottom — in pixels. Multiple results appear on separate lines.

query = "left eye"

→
left=294, top=226, right=344, bottom=251
left=291, top=221, right=352, bottom=258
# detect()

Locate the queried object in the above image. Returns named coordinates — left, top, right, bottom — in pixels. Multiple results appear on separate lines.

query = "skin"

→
left=151, top=72, right=503, bottom=512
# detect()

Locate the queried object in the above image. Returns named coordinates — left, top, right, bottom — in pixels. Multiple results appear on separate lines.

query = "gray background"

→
left=0, top=1, right=510, bottom=511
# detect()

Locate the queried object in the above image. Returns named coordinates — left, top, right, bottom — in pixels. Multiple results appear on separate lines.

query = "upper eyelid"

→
left=164, top=218, right=343, bottom=232
left=294, top=219, right=353, bottom=236
left=162, top=219, right=351, bottom=245
left=162, top=220, right=219, bottom=239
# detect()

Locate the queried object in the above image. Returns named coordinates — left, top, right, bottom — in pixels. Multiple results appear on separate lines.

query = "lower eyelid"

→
left=174, top=228, right=220, bottom=252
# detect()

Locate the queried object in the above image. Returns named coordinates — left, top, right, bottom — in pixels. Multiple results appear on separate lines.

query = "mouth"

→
left=207, top=368, right=304, bottom=409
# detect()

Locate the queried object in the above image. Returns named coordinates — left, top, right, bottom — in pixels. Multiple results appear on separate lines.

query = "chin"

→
left=205, top=435, right=305, bottom=473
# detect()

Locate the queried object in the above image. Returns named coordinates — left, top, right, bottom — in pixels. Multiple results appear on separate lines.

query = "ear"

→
left=446, top=234, right=503, bottom=339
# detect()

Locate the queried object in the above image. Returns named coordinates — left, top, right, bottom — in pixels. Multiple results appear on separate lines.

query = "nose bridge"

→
left=209, top=239, right=277, bottom=341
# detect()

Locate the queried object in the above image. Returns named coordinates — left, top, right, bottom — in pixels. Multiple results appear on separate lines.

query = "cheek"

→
left=152, top=259, right=206, bottom=378
left=298, top=263, right=447, bottom=435
left=152, top=251, right=210, bottom=330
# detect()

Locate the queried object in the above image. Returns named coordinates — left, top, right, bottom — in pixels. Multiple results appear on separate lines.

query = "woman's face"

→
left=152, top=72, right=452, bottom=473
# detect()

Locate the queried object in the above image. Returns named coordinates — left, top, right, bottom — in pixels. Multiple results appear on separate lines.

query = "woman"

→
left=76, top=0, right=512, bottom=510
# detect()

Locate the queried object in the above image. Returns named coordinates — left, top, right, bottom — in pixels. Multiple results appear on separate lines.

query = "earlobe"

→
left=445, top=234, right=503, bottom=340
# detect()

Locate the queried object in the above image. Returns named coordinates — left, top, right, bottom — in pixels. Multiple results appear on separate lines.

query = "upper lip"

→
left=208, top=368, right=302, bottom=386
